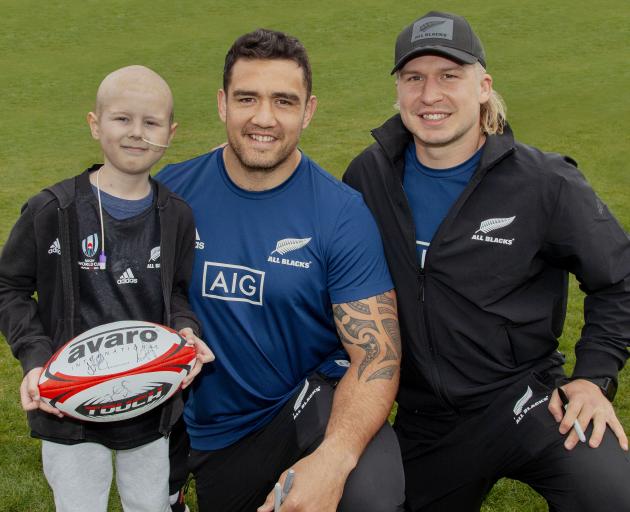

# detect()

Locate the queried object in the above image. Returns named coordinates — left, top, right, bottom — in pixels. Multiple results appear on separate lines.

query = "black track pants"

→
left=176, top=373, right=405, bottom=511
left=396, top=372, right=630, bottom=512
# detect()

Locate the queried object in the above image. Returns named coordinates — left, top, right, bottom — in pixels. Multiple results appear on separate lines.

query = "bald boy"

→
left=0, top=65, right=212, bottom=512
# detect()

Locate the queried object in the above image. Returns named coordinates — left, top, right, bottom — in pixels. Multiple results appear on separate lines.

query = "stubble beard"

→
left=228, top=134, right=296, bottom=174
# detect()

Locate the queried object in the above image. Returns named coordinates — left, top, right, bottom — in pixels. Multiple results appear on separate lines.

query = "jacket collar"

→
left=371, top=114, right=412, bottom=170
left=371, top=113, right=517, bottom=175
left=478, top=123, right=516, bottom=172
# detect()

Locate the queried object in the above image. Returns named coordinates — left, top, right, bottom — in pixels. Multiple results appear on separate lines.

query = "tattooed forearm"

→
left=343, top=317, right=378, bottom=339
left=333, top=290, right=400, bottom=382
left=347, top=300, right=371, bottom=315
left=376, top=293, right=395, bottom=308
left=338, top=331, right=355, bottom=346
left=357, top=334, right=380, bottom=378
left=376, top=295, right=395, bottom=316
left=367, top=365, right=397, bottom=382
left=382, top=318, right=401, bottom=358
left=333, top=304, right=345, bottom=323
left=380, top=343, right=398, bottom=363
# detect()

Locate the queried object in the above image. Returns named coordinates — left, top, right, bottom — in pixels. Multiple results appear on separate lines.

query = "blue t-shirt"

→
left=403, top=143, right=482, bottom=268
left=157, top=148, right=392, bottom=450
left=91, top=184, right=154, bottom=220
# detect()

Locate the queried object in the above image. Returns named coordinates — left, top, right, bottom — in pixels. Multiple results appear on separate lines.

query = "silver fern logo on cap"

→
left=417, top=20, right=447, bottom=33
left=271, top=237, right=312, bottom=255
left=475, top=216, right=516, bottom=234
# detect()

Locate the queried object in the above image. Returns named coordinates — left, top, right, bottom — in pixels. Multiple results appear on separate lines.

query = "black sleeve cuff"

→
left=18, top=337, right=54, bottom=375
left=571, top=350, right=621, bottom=384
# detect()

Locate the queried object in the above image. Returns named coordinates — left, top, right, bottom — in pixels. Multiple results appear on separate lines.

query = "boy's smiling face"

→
left=88, top=66, right=177, bottom=177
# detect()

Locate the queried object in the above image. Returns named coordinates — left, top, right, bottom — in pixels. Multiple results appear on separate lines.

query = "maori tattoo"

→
left=382, top=318, right=401, bottom=358
left=347, top=300, right=371, bottom=315
left=333, top=290, right=401, bottom=382
left=380, top=343, right=398, bottom=363
left=343, top=317, right=378, bottom=339
left=357, top=334, right=380, bottom=379
left=367, top=365, right=397, bottom=382
left=332, top=304, right=346, bottom=323
left=376, top=293, right=395, bottom=308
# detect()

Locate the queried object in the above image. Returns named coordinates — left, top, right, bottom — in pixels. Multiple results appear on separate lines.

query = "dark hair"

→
left=223, top=28, right=313, bottom=98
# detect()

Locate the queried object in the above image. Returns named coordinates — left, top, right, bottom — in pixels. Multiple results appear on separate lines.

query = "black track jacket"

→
left=0, top=166, right=200, bottom=441
left=343, top=114, right=630, bottom=414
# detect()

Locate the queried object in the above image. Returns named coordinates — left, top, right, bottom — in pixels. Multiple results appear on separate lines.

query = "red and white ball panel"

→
left=38, top=320, right=196, bottom=422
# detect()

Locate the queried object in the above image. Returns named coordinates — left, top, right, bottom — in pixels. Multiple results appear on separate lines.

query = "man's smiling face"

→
left=397, top=54, right=491, bottom=151
left=218, top=58, right=316, bottom=174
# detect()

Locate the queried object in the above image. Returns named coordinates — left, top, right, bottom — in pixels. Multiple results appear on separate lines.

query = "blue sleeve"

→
left=326, top=194, right=393, bottom=304
left=154, top=163, right=173, bottom=186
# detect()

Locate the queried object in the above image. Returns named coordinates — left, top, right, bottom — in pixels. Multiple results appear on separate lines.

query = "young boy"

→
left=0, top=65, right=212, bottom=512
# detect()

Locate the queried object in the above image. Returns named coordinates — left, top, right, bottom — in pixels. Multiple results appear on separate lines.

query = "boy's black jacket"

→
left=343, top=115, right=630, bottom=414
left=0, top=166, right=201, bottom=440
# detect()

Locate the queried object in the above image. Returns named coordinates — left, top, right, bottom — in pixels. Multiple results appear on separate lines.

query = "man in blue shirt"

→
left=158, top=29, right=404, bottom=512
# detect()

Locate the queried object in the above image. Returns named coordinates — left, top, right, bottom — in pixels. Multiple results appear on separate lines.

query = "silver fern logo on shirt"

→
left=147, top=246, right=161, bottom=269
left=268, top=237, right=312, bottom=269
left=471, top=216, right=516, bottom=245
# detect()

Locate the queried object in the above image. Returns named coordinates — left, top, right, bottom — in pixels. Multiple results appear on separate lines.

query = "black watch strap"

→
left=588, top=377, right=618, bottom=402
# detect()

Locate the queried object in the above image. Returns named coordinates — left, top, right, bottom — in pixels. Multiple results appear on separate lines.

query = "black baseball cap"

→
left=392, top=11, right=486, bottom=74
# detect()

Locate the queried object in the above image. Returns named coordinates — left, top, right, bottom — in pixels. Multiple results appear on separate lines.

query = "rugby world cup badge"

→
left=79, top=233, right=101, bottom=270
left=82, top=233, right=99, bottom=258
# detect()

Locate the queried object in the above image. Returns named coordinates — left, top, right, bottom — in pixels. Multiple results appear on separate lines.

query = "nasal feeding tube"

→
left=142, top=138, right=169, bottom=149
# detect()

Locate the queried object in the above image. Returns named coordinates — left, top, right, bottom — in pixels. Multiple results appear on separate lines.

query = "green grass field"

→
left=1, top=0, right=629, bottom=510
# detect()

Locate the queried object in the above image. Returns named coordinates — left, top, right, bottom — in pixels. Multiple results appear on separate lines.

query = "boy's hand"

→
left=179, top=327, right=215, bottom=389
left=20, top=367, right=64, bottom=418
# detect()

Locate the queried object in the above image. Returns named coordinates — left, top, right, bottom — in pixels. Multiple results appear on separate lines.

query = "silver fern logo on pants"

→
left=513, top=386, right=533, bottom=415
left=292, top=378, right=321, bottom=420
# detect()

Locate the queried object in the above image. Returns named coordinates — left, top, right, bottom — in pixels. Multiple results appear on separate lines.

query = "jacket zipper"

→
left=394, top=177, right=455, bottom=409
left=371, top=128, right=456, bottom=409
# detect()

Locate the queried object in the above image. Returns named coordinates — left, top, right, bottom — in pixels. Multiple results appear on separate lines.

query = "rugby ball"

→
left=38, top=320, right=196, bottom=422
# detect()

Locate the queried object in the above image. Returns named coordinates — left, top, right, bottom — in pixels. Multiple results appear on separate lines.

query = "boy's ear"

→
left=87, top=112, right=100, bottom=140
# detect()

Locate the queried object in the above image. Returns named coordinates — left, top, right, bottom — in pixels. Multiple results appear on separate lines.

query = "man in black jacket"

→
left=343, top=11, right=630, bottom=511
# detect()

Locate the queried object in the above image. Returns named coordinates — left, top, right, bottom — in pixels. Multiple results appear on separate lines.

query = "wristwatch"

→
left=587, top=377, right=618, bottom=402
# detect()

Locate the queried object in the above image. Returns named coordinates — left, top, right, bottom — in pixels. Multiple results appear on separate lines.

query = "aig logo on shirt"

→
left=202, top=262, right=265, bottom=306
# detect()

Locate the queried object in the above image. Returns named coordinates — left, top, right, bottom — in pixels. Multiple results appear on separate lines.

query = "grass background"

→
left=1, top=0, right=629, bottom=510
